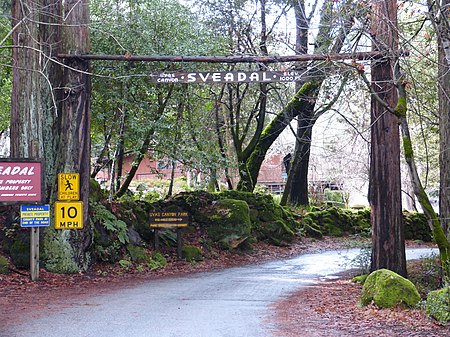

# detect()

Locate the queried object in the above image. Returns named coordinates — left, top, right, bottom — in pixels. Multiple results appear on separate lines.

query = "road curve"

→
left=2, top=248, right=437, bottom=337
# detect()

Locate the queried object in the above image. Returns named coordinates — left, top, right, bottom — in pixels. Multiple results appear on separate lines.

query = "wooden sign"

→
left=0, top=160, right=43, bottom=204
left=150, top=70, right=302, bottom=84
left=149, top=211, right=189, bottom=228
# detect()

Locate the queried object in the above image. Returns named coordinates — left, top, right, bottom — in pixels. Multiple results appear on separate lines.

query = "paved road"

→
left=2, top=248, right=437, bottom=337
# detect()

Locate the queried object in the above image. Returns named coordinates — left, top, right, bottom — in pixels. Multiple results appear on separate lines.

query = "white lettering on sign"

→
left=0, top=166, right=35, bottom=175
left=151, top=71, right=300, bottom=84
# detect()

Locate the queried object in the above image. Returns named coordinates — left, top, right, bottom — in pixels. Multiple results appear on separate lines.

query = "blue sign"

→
left=20, top=205, right=50, bottom=227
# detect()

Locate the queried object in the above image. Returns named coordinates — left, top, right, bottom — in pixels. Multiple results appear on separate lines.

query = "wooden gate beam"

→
left=58, top=51, right=404, bottom=63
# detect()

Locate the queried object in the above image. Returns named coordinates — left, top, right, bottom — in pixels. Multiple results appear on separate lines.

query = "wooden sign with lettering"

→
left=149, top=211, right=190, bottom=228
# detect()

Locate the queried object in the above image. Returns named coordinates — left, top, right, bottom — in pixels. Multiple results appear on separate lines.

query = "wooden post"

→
left=30, top=227, right=39, bottom=281
left=154, top=228, right=159, bottom=250
left=30, top=140, right=39, bottom=281
left=177, top=228, right=183, bottom=259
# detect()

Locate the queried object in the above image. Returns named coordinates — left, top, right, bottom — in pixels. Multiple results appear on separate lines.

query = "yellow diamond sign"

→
left=58, top=173, right=80, bottom=200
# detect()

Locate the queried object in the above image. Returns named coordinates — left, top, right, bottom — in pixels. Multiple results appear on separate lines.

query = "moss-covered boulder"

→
left=10, top=238, right=30, bottom=269
left=360, top=269, right=421, bottom=308
left=0, top=255, right=9, bottom=274
left=206, top=199, right=251, bottom=249
left=425, top=287, right=450, bottom=324
left=182, top=245, right=203, bottom=262
left=215, top=191, right=299, bottom=244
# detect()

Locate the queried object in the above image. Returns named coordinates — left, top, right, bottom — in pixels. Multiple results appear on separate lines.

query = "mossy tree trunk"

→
left=236, top=82, right=320, bottom=192
left=44, top=0, right=92, bottom=273
left=281, top=0, right=354, bottom=206
left=395, top=74, right=450, bottom=284
left=11, top=0, right=93, bottom=273
left=369, top=0, right=406, bottom=277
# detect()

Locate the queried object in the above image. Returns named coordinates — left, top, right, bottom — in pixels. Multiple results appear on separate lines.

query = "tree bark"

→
left=11, top=0, right=61, bottom=189
left=47, top=0, right=92, bottom=272
left=437, top=0, right=450, bottom=235
left=369, top=0, right=406, bottom=277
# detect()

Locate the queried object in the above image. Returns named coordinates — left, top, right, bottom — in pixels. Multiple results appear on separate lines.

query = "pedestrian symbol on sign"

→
left=65, top=179, right=74, bottom=191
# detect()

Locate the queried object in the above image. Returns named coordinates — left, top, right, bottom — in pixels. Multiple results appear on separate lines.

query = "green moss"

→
left=394, top=96, right=407, bottom=118
left=0, top=255, right=9, bottom=274
left=352, top=274, right=368, bottom=284
left=206, top=199, right=251, bottom=249
left=10, top=239, right=29, bottom=269
left=403, top=136, right=413, bottom=159
left=426, top=286, right=450, bottom=324
left=182, top=245, right=203, bottom=262
left=89, top=178, right=106, bottom=202
left=43, top=230, right=80, bottom=274
left=360, top=269, right=420, bottom=308
left=127, top=245, right=151, bottom=264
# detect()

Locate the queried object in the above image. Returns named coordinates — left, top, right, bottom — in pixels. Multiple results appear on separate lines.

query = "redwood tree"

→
left=369, top=0, right=406, bottom=276
left=11, top=0, right=92, bottom=273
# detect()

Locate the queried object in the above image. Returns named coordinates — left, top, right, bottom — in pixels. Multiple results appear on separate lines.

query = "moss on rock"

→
left=360, top=269, right=420, bottom=308
left=10, top=238, right=29, bottom=269
left=425, top=286, right=450, bottom=324
left=206, top=199, right=251, bottom=249
left=182, top=245, right=203, bottom=262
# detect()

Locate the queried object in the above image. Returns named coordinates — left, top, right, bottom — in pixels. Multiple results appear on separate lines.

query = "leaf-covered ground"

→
left=272, top=277, right=450, bottom=337
left=1, top=237, right=447, bottom=336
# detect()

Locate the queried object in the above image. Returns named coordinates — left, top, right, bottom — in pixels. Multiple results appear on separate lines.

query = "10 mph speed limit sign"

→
left=54, top=201, right=83, bottom=229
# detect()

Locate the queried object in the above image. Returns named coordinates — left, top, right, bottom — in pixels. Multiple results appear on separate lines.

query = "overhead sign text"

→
left=150, top=71, right=303, bottom=84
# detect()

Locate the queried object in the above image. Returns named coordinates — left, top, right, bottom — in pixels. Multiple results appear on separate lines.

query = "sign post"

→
left=20, top=204, right=50, bottom=281
left=149, top=211, right=189, bottom=259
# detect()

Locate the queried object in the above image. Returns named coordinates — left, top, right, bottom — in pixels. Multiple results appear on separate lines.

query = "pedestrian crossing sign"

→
left=58, top=173, right=80, bottom=201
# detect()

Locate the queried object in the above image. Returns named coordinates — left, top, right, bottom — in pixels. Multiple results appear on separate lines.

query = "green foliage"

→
left=118, top=259, right=133, bottom=270
left=0, top=15, right=12, bottom=133
left=91, top=203, right=129, bottom=245
left=0, top=255, right=9, bottom=274
left=146, top=252, right=167, bottom=271
left=425, top=287, right=450, bottom=324
left=127, top=244, right=151, bottom=264
left=360, top=269, right=421, bottom=308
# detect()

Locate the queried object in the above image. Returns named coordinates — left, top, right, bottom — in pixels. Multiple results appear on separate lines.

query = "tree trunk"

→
left=437, top=0, right=450, bottom=235
left=11, top=0, right=61, bottom=186
left=236, top=82, right=320, bottom=191
left=369, top=0, right=406, bottom=277
left=45, top=0, right=92, bottom=273
left=281, top=119, right=312, bottom=206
